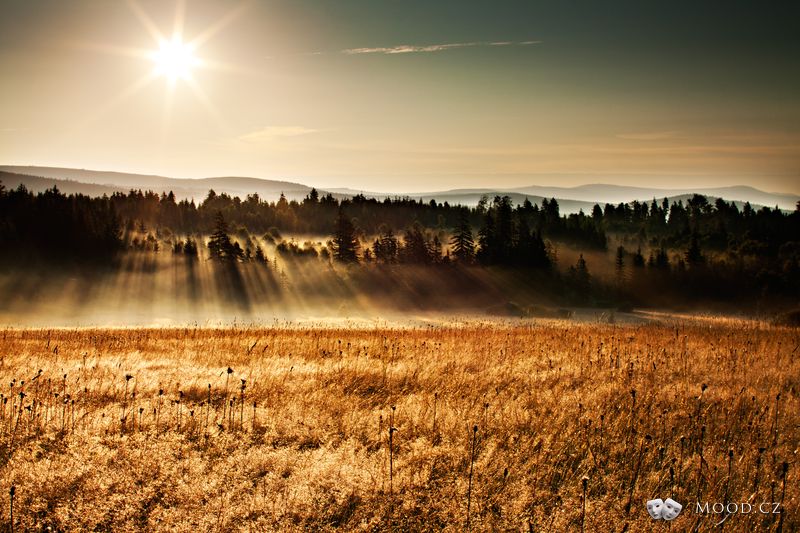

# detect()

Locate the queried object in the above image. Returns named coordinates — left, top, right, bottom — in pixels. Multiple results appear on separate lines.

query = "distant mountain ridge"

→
left=0, top=166, right=312, bottom=202
left=510, top=184, right=799, bottom=209
left=333, top=184, right=799, bottom=211
left=1, top=165, right=797, bottom=212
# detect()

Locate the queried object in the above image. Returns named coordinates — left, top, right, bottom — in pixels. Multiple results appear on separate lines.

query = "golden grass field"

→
left=0, top=320, right=797, bottom=531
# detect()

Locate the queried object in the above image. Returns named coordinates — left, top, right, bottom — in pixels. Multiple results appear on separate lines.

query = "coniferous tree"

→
left=399, top=223, right=432, bottom=264
left=477, top=211, right=496, bottom=264
left=331, top=209, right=359, bottom=262
left=568, top=254, right=591, bottom=296
left=686, top=231, right=705, bottom=266
left=183, top=238, right=198, bottom=257
left=254, top=245, right=266, bottom=264
left=494, top=196, right=514, bottom=262
left=230, top=241, right=245, bottom=261
left=515, top=218, right=551, bottom=268
left=651, top=244, right=669, bottom=270
left=207, top=211, right=239, bottom=261
left=304, top=188, right=319, bottom=204
left=373, top=225, right=399, bottom=263
left=632, top=247, right=645, bottom=268
left=615, top=246, right=626, bottom=280
left=430, top=235, right=443, bottom=263
left=450, top=210, right=475, bottom=263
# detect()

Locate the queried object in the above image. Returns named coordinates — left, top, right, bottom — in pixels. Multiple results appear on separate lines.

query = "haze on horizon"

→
left=1, top=0, right=798, bottom=194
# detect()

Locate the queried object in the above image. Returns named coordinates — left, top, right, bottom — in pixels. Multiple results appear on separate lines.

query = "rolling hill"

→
left=0, top=166, right=313, bottom=203
left=1, top=165, right=797, bottom=213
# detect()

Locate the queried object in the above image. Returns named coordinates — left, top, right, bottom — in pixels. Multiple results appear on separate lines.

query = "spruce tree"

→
left=331, top=209, right=359, bottom=262
left=686, top=231, right=705, bottom=266
left=373, top=225, right=399, bottom=263
left=255, top=246, right=266, bottom=264
left=208, top=211, right=238, bottom=261
left=183, top=238, right=198, bottom=257
left=477, top=211, right=496, bottom=264
left=632, top=247, right=645, bottom=268
left=450, top=210, right=475, bottom=263
left=615, top=246, right=626, bottom=280
left=572, top=254, right=591, bottom=294
left=400, top=223, right=432, bottom=264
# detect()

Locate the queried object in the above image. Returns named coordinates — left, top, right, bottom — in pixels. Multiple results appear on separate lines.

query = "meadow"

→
left=0, top=320, right=796, bottom=531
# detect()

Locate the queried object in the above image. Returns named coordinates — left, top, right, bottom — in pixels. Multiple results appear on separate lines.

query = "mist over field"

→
left=0, top=253, right=504, bottom=326
left=2, top=171, right=799, bottom=328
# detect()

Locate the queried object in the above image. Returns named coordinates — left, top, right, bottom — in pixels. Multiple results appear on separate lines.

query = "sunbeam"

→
left=67, top=70, right=159, bottom=134
left=185, top=76, right=231, bottom=135
left=187, top=0, right=251, bottom=50
left=125, top=0, right=165, bottom=44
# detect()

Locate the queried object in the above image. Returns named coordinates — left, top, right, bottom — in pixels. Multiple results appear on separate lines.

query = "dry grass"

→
left=0, top=321, right=797, bottom=531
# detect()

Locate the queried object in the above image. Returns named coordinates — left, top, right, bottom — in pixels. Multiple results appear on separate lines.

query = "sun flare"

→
left=151, top=38, right=198, bottom=80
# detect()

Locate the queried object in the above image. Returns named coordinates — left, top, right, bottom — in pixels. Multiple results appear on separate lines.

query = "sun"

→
left=151, top=38, right=198, bottom=81
left=76, top=0, right=251, bottom=134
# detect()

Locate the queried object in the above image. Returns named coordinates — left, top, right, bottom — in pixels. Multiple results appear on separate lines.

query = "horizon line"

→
left=1, top=163, right=798, bottom=197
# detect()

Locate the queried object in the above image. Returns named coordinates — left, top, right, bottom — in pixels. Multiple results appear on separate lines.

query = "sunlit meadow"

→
left=0, top=320, right=796, bottom=531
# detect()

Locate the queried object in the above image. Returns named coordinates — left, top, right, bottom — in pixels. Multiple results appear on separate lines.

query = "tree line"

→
left=1, top=181, right=798, bottom=308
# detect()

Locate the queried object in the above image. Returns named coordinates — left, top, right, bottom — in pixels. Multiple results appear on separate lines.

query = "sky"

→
left=1, top=0, right=798, bottom=193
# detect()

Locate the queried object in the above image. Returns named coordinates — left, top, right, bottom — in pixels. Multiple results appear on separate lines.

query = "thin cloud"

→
left=342, top=40, right=541, bottom=55
left=237, top=126, right=318, bottom=142
left=616, top=131, right=680, bottom=141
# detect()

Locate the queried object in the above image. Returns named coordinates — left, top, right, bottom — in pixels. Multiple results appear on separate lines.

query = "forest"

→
left=1, top=180, right=798, bottom=312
